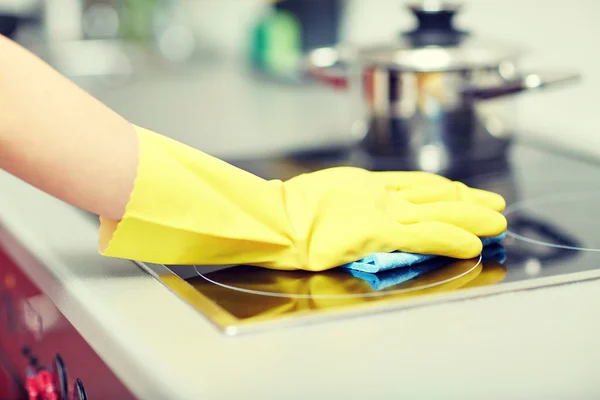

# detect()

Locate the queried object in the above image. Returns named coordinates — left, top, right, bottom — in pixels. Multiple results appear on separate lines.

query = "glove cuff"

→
left=99, top=125, right=295, bottom=265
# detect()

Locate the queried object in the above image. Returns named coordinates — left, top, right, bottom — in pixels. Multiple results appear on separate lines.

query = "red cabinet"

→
left=0, top=353, right=22, bottom=400
left=0, top=245, right=136, bottom=399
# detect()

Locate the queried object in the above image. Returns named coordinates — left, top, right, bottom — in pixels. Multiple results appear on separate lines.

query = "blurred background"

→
left=1, top=0, right=597, bottom=160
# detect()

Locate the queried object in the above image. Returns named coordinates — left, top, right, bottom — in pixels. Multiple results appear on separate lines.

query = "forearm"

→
left=0, top=35, right=136, bottom=221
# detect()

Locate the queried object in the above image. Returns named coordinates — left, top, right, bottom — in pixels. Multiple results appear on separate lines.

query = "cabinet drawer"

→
left=0, top=244, right=136, bottom=399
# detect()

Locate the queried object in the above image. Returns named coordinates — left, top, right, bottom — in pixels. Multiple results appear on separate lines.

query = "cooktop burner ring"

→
left=193, top=255, right=482, bottom=299
left=504, top=190, right=600, bottom=252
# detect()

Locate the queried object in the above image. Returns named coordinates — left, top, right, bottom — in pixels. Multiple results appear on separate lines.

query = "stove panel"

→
left=139, top=141, right=600, bottom=335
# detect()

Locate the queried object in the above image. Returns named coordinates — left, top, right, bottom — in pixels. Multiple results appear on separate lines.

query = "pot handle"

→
left=462, top=71, right=581, bottom=100
left=304, top=46, right=351, bottom=89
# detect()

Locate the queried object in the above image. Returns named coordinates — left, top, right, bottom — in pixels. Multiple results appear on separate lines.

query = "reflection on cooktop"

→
left=190, top=255, right=486, bottom=318
left=190, top=262, right=484, bottom=319
left=146, top=143, right=600, bottom=335
left=194, top=250, right=494, bottom=298
left=186, top=240, right=515, bottom=322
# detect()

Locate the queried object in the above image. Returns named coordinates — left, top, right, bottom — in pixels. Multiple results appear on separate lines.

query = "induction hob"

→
left=139, top=139, right=600, bottom=335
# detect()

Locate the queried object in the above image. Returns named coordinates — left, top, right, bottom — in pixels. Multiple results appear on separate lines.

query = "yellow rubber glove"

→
left=99, top=125, right=507, bottom=271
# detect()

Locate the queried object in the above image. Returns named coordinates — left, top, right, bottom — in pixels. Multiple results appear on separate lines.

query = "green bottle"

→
left=250, top=4, right=302, bottom=79
left=119, top=0, right=162, bottom=42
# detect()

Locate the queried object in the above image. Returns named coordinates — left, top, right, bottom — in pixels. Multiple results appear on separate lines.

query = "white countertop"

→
left=2, top=61, right=600, bottom=399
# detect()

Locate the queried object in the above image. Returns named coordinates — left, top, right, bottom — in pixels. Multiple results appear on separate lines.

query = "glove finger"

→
left=373, top=171, right=451, bottom=191
left=391, top=221, right=483, bottom=259
left=393, top=200, right=507, bottom=237
left=395, top=181, right=506, bottom=212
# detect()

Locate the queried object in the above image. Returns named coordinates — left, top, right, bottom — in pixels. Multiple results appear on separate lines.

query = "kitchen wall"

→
left=186, top=0, right=600, bottom=156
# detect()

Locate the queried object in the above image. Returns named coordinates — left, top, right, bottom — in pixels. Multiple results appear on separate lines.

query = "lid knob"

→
left=402, top=1, right=468, bottom=47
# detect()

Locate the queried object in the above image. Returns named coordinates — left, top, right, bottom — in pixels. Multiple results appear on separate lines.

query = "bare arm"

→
left=0, top=35, right=137, bottom=221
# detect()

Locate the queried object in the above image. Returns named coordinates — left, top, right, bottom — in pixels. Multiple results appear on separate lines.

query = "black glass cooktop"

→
left=141, top=140, right=600, bottom=335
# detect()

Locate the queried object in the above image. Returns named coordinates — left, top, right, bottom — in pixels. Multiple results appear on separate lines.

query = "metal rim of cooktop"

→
left=504, top=190, right=600, bottom=252
left=193, top=255, right=482, bottom=299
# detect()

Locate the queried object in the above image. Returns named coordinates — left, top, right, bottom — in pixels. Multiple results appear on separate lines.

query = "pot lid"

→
left=349, top=1, right=525, bottom=72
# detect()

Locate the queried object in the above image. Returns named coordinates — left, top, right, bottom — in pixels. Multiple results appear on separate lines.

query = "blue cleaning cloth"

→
left=481, top=242, right=507, bottom=264
left=349, top=243, right=507, bottom=291
left=347, top=255, right=456, bottom=291
left=342, top=231, right=507, bottom=274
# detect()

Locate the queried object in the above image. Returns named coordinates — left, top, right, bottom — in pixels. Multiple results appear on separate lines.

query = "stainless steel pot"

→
left=305, top=1, right=580, bottom=172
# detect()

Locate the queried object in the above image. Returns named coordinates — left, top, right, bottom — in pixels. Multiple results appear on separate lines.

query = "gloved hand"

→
left=99, top=126, right=507, bottom=271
